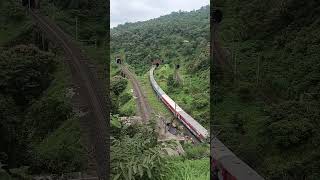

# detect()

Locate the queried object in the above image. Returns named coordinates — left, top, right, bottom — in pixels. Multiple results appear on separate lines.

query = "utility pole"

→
left=42, top=32, right=45, bottom=50
left=75, top=17, right=78, bottom=41
left=256, top=54, right=260, bottom=86
left=234, top=43, right=237, bottom=78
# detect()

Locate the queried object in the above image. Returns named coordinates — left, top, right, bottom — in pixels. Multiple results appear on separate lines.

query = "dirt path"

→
left=120, top=65, right=152, bottom=121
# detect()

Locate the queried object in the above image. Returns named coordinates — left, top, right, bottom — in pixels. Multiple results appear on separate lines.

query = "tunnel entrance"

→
left=152, top=59, right=161, bottom=67
left=176, top=64, right=180, bottom=69
left=116, top=57, right=121, bottom=64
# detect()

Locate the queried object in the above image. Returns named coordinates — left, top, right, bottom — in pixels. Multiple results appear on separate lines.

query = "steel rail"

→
left=28, top=10, right=108, bottom=180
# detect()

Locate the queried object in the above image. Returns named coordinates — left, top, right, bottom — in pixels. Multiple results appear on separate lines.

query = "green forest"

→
left=0, top=0, right=107, bottom=179
left=111, top=6, right=210, bottom=128
left=110, top=6, right=210, bottom=180
left=214, top=0, right=320, bottom=179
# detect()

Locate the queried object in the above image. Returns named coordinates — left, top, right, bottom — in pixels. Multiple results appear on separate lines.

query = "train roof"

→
left=211, top=138, right=265, bottom=180
left=178, top=110, right=208, bottom=137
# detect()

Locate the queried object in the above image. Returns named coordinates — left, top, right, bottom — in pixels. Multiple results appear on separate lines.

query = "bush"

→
left=119, top=92, right=132, bottom=105
left=0, top=45, right=56, bottom=105
left=184, top=143, right=210, bottom=159
left=31, top=118, right=85, bottom=174
left=111, top=76, right=127, bottom=95
left=237, top=82, right=254, bottom=102
left=265, top=101, right=316, bottom=149
left=1, top=1, right=25, bottom=22
left=24, top=96, right=72, bottom=142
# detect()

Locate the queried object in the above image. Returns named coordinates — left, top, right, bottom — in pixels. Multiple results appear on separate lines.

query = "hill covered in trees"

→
left=111, top=5, right=210, bottom=128
left=110, top=6, right=210, bottom=180
left=214, top=0, right=320, bottom=179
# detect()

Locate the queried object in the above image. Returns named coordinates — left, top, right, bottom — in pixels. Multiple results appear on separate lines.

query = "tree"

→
left=0, top=45, right=56, bottom=106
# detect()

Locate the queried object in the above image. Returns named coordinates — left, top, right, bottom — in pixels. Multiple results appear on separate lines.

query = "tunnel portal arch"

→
left=116, top=57, right=121, bottom=64
left=152, top=59, right=161, bottom=67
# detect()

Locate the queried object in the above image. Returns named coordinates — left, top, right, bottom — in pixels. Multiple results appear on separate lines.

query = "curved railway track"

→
left=119, top=65, right=152, bottom=121
left=28, top=10, right=108, bottom=179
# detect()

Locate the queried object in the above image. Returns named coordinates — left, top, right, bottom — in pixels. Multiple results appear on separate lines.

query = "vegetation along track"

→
left=28, top=10, right=108, bottom=179
left=120, top=64, right=152, bottom=121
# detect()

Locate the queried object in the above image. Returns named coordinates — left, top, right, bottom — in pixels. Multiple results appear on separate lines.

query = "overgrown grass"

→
left=137, top=72, right=173, bottom=118
left=33, top=117, right=85, bottom=173
left=119, top=82, right=136, bottom=116
left=162, top=157, right=210, bottom=180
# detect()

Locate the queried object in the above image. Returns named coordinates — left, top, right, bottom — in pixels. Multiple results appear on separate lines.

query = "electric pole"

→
left=75, top=17, right=78, bottom=40
left=256, top=54, right=261, bottom=86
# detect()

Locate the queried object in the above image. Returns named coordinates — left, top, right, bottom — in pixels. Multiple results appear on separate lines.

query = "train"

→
left=149, top=66, right=209, bottom=142
left=150, top=65, right=264, bottom=180
left=211, top=138, right=265, bottom=180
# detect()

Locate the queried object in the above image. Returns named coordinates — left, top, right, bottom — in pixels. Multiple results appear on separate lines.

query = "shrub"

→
left=237, top=82, right=254, bottom=102
left=119, top=92, right=132, bottom=105
left=111, top=76, right=127, bottom=95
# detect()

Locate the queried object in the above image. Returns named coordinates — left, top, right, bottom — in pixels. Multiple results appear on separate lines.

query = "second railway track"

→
left=28, top=10, right=108, bottom=179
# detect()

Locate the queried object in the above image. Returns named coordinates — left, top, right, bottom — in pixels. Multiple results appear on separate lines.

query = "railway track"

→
left=119, top=65, right=152, bottom=121
left=28, top=10, right=108, bottom=180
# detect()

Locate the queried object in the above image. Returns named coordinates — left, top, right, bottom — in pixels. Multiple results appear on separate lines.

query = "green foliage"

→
left=0, top=45, right=56, bottom=105
left=31, top=118, right=85, bottom=173
left=24, top=96, right=72, bottom=142
left=111, top=6, right=209, bottom=73
left=119, top=98, right=136, bottom=117
left=264, top=101, right=317, bottom=149
left=215, top=0, right=320, bottom=178
left=111, top=122, right=167, bottom=180
left=111, top=76, right=128, bottom=96
left=119, top=92, right=132, bottom=105
left=162, top=157, right=210, bottom=180
left=237, top=82, right=255, bottom=102
left=166, top=74, right=179, bottom=93
left=183, top=143, right=210, bottom=160
left=0, top=1, right=25, bottom=23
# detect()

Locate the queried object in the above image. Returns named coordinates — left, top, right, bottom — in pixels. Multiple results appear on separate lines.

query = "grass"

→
left=162, top=157, right=210, bottom=180
left=34, top=117, right=86, bottom=173
left=31, top=53, right=85, bottom=173
left=119, top=81, right=136, bottom=116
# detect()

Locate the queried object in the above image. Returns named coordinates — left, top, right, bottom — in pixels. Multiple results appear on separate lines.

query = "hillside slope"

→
left=214, top=0, right=320, bottom=179
left=111, top=5, right=210, bottom=127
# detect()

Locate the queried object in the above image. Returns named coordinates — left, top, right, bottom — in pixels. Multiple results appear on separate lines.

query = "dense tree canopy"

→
left=214, top=0, right=320, bottom=179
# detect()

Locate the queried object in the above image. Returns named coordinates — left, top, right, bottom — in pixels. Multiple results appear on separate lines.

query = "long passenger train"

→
left=149, top=65, right=265, bottom=180
left=149, top=66, right=209, bottom=142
